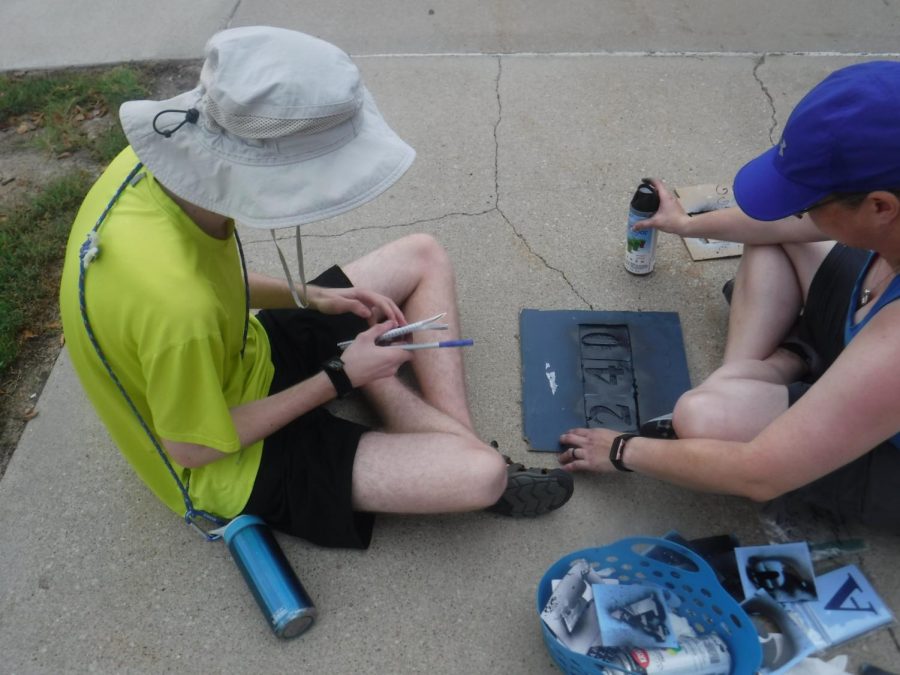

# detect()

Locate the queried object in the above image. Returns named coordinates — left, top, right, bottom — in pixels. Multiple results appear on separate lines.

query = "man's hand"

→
left=340, top=320, right=412, bottom=387
left=307, top=285, right=406, bottom=326
left=630, top=177, right=693, bottom=237
left=557, top=427, right=621, bottom=473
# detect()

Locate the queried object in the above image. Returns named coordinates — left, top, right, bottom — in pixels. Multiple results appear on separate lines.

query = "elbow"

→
left=167, top=447, right=201, bottom=469
left=163, top=440, right=214, bottom=469
left=740, top=468, right=793, bottom=503
left=173, top=454, right=206, bottom=470
left=730, top=442, right=795, bottom=503
left=744, top=481, right=784, bottom=504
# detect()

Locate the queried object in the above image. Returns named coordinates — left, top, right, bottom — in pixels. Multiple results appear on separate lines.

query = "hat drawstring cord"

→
left=269, top=227, right=310, bottom=309
left=152, top=108, right=199, bottom=138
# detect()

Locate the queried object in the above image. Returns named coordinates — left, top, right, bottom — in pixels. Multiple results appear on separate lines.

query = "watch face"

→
left=324, top=357, right=344, bottom=372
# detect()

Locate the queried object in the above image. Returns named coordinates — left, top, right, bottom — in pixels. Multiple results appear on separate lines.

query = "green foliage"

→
left=0, top=66, right=147, bottom=161
left=0, top=65, right=148, bottom=374
left=0, top=172, right=93, bottom=371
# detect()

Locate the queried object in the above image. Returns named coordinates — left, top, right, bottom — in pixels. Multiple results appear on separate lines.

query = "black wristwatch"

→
left=322, top=356, right=354, bottom=399
left=609, top=433, right=637, bottom=472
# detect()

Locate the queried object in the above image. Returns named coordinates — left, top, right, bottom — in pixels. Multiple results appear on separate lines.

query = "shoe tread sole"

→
left=490, top=470, right=574, bottom=518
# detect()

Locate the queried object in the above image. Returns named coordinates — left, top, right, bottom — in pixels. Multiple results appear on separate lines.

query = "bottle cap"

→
left=630, top=182, right=660, bottom=213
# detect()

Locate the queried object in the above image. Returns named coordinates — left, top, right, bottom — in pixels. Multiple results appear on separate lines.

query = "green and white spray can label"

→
left=625, top=181, right=660, bottom=275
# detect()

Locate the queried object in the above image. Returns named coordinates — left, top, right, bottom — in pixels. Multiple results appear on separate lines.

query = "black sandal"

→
left=639, top=413, right=678, bottom=439
left=486, top=453, right=574, bottom=518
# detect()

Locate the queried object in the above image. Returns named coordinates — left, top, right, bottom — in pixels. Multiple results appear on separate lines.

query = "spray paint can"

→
left=588, top=635, right=731, bottom=674
left=587, top=646, right=640, bottom=671
left=627, top=635, right=731, bottom=674
left=223, top=515, right=317, bottom=639
left=625, top=181, right=661, bottom=275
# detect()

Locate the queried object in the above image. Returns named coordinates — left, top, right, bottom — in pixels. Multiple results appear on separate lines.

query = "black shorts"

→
left=241, top=266, right=376, bottom=549
left=784, top=245, right=900, bottom=531
left=788, top=242, right=869, bottom=387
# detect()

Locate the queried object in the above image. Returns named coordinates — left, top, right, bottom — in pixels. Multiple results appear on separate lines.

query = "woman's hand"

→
left=630, top=177, right=693, bottom=237
left=340, top=320, right=412, bottom=387
left=307, top=286, right=406, bottom=326
left=557, top=427, right=621, bottom=473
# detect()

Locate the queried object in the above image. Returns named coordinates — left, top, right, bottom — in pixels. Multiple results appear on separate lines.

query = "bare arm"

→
left=163, top=320, right=411, bottom=468
left=247, top=271, right=304, bottom=309
left=559, top=427, right=776, bottom=499
left=635, top=177, right=829, bottom=246
left=163, top=371, right=334, bottom=467
left=247, top=271, right=405, bottom=325
left=561, top=303, right=900, bottom=500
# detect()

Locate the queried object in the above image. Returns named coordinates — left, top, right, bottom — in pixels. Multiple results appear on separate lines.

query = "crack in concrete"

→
left=251, top=54, right=591, bottom=308
left=889, top=626, right=900, bottom=653
left=492, top=55, right=502, bottom=210
left=287, top=208, right=497, bottom=240
left=491, top=55, right=593, bottom=309
left=223, top=0, right=242, bottom=29
left=752, top=54, right=779, bottom=145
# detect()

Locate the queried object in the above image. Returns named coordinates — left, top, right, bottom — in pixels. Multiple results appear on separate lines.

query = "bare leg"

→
left=723, top=242, right=832, bottom=362
left=674, top=360, right=792, bottom=441
left=674, top=241, right=834, bottom=440
left=343, top=233, right=474, bottom=429
left=338, top=234, right=572, bottom=515
left=351, top=430, right=507, bottom=512
left=338, top=235, right=504, bottom=512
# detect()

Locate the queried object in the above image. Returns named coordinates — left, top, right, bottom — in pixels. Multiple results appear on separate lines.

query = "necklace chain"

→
left=860, top=256, right=900, bottom=307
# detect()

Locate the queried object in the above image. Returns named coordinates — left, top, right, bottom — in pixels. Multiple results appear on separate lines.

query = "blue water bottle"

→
left=222, top=515, right=317, bottom=639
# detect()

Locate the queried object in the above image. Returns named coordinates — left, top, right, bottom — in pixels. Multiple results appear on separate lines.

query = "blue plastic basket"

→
left=536, top=537, right=762, bottom=675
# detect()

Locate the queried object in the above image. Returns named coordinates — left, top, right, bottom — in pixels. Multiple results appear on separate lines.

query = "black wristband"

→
left=609, top=433, right=637, bottom=472
left=322, top=357, right=354, bottom=399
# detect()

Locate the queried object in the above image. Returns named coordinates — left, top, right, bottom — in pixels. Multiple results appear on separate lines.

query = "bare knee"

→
left=467, top=446, right=508, bottom=508
left=674, top=380, right=782, bottom=442
left=673, top=389, right=729, bottom=439
left=401, top=233, right=454, bottom=281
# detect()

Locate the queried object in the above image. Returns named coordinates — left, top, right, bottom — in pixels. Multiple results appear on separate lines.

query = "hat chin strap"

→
left=270, top=227, right=309, bottom=308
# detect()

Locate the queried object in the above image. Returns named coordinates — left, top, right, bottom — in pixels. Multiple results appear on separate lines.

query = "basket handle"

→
left=613, top=536, right=716, bottom=582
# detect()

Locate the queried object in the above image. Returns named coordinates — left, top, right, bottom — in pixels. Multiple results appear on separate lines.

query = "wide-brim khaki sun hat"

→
left=120, top=26, right=415, bottom=229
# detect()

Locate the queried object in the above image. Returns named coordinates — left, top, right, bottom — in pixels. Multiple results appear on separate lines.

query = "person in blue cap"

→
left=558, top=60, right=900, bottom=531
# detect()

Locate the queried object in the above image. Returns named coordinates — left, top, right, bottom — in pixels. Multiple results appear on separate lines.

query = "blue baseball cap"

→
left=734, top=61, right=900, bottom=221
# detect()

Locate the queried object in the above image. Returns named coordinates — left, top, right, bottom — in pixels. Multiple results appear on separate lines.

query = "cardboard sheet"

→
left=674, top=183, right=744, bottom=261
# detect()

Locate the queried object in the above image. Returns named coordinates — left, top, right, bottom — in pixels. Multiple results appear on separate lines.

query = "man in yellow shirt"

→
left=60, top=27, right=572, bottom=549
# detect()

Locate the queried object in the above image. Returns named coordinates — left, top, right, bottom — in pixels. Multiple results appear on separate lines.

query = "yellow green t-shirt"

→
left=59, top=147, right=273, bottom=519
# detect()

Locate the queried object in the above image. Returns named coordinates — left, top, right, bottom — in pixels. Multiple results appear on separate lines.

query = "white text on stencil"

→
left=545, top=363, right=558, bottom=395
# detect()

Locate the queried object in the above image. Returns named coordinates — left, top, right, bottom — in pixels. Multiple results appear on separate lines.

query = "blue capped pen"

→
left=387, top=339, right=474, bottom=351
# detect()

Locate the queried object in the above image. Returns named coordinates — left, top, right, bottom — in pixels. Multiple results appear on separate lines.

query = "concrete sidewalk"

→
left=2, top=3, right=899, bottom=673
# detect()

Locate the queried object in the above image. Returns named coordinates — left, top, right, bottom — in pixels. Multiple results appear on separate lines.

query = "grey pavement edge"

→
left=2, top=0, right=900, bottom=71
left=2, top=4, right=900, bottom=674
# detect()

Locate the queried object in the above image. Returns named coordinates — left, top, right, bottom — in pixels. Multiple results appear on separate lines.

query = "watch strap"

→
left=322, top=359, right=354, bottom=399
left=609, top=433, right=637, bottom=472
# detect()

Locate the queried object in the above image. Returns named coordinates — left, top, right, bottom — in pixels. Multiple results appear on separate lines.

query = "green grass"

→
left=0, top=65, right=149, bottom=372
left=0, top=66, right=147, bottom=162
left=0, top=172, right=92, bottom=371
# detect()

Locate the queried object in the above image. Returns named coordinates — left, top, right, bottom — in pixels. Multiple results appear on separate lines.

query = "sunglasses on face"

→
left=793, top=194, right=844, bottom=219
left=791, top=189, right=900, bottom=219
